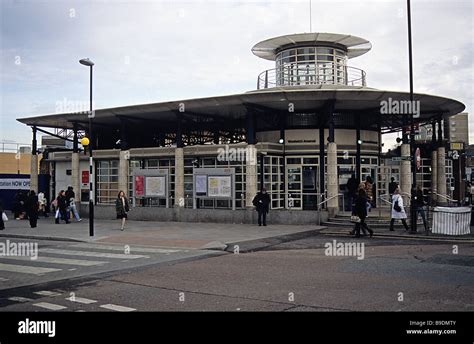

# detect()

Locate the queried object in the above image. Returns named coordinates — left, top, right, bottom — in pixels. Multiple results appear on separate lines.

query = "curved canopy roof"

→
left=17, top=86, right=465, bottom=132
left=252, top=32, right=372, bottom=61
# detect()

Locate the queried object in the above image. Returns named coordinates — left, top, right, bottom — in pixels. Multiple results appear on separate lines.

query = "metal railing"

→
left=316, top=193, right=344, bottom=226
left=257, top=64, right=367, bottom=89
left=429, top=192, right=458, bottom=206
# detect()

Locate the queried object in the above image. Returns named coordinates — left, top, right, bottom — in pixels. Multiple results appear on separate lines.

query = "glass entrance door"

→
left=286, top=165, right=302, bottom=210
left=302, top=166, right=318, bottom=210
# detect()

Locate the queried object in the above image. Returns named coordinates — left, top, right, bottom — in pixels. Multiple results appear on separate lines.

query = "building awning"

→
left=17, top=86, right=465, bottom=130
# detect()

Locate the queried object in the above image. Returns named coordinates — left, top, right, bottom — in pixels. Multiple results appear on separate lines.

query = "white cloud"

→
left=0, top=0, right=472, bottom=146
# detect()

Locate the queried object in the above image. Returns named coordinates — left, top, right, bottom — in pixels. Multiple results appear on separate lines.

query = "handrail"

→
left=317, top=193, right=342, bottom=207
left=257, top=63, right=367, bottom=89
left=378, top=196, right=392, bottom=206
left=429, top=191, right=458, bottom=203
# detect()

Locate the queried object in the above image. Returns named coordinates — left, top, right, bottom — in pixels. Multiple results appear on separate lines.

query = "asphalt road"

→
left=0, top=234, right=472, bottom=312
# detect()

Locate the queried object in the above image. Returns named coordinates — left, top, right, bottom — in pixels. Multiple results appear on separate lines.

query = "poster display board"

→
left=132, top=168, right=169, bottom=208
left=193, top=168, right=235, bottom=210
left=134, top=176, right=144, bottom=197
left=145, top=176, right=166, bottom=197
left=195, top=175, right=207, bottom=195
left=208, top=176, right=232, bottom=198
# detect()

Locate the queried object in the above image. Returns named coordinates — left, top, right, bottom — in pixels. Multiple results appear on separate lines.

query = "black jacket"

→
left=354, top=195, right=368, bottom=218
left=252, top=192, right=270, bottom=213
left=26, top=195, right=39, bottom=215
left=389, top=181, right=398, bottom=194
left=57, top=195, right=68, bottom=211
left=65, top=190, right=75, bottom=202
left=415, top=190, right=425, bottom=207
left=346, top=177, right=358, bottom=195
left=115, top=197, right=130, bottom=216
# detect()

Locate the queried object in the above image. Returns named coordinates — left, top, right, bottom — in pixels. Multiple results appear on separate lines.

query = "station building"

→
left=18, top=32, right=466, bottom=224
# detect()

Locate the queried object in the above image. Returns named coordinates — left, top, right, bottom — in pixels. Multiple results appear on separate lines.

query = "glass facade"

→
left=275, top=47, right=348, bottom=86
left=96, top=160, right=119, bottom=204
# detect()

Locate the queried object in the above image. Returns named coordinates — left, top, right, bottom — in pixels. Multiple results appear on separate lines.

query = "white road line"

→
left=0, top=255, right=107, bottom=266
left=0, top=277, right=9, bottom=282
left=72, top=243, right=181, bottom=254
left=8, top=296, right=33, bottom=302
left=66, top=296, right=97, bottom=304
left=0, top=263, right=61, bottom=275
left=33, top=302, right=67, bottom=311
left=40, top=248, right=147, bottom=260
left=34, top=291, right=62, bottom=297
left=100, top=304, right=136, bottom=312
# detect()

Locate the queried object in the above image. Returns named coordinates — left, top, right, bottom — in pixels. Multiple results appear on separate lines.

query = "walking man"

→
left=66, top=186, right=82, bottom=222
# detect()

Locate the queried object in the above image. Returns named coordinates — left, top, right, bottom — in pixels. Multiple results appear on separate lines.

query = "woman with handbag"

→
left=115, top=191, right=130, bottom=231
left=390, top=187, right=409, bottom=231
left=351, top=188, right=373, bottom=238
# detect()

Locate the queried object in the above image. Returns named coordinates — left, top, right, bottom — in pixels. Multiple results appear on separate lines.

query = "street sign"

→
left=450, top=142, right=464, bottom=150
left=392, top=156, right=411, bottom=162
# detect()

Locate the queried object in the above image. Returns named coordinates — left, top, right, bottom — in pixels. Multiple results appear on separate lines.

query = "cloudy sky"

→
left=1, top=0, right=472, bottom=149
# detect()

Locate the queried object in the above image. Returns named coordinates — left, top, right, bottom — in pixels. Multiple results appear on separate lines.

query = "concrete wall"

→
left=80, top=204, right=328, bottom=225
left=55, top=160, right=90, bottom=196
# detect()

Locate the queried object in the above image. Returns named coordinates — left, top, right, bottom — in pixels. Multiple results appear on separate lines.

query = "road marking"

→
left=33, top=302, right=67, bottom=311
left=0, top=263, right=61, bottom=275
left=100, top=304, right=136, bottom=312
left=8, top=296, right=33, bottom=302
left=0, top=255, right=107, bottom=266
left=0, top=277, right=9, bottom=282
left=66, top=296, right=97, bottom=304
left=34, top=290, right=62, bottom=297
left=40, top=248, right=148, bottom=260
left=72, top=243, right=181, bottom=254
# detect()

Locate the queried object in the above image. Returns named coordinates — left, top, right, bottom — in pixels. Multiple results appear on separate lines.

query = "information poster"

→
left=135, top=176, right=144, bottom=196
left=195, top=175, right=207, bottom=195
left=208, top=176, right=232, bottom=198
left=145, top=176, right=165, bottom=197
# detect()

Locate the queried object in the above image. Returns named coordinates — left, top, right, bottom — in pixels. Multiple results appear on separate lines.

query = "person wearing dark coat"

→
left=55, top=190, right=70, bottom=224
left=0, top=199, right=5, bottom=230
left=13, top=191, right=22, bottom=220
left=25, top=190, right=39, bottom=228
left=352, top=188, right=373, bottom=238
left=252, top=188, right=271, bottom=226
left=346, top=174, right=358, bottom=212
left=115, top=191, right=130, bottom=231
left=388, top=177, right=398, bottom=202
left=414, top=186, right=428, bottom=232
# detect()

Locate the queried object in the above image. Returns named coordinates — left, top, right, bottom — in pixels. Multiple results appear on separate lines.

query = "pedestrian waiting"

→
left=252, top=188, right=270, bottom=226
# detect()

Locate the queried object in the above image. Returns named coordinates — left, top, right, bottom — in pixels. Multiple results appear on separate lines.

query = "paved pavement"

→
left=0, top=238, right=224, bottom=292
left=0, top=214, right=323, bottom=251
left=1, top=235, right=472, bottom=312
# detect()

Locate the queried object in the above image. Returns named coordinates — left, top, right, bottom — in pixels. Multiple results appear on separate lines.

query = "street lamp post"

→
left=406, top=0, right=417, bottom=232
left=79, top=58, right=95, bottom=237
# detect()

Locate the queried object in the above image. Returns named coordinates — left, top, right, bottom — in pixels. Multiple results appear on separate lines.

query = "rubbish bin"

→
left=432, top=206, right=471, bottom=235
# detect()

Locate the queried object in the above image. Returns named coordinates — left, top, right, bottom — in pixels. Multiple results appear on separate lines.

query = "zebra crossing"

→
left=0, top=241, right=191, bottom=311
left=0, top=240, right=189, bottom=279
left=4, top=289, right=137, bottom=312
